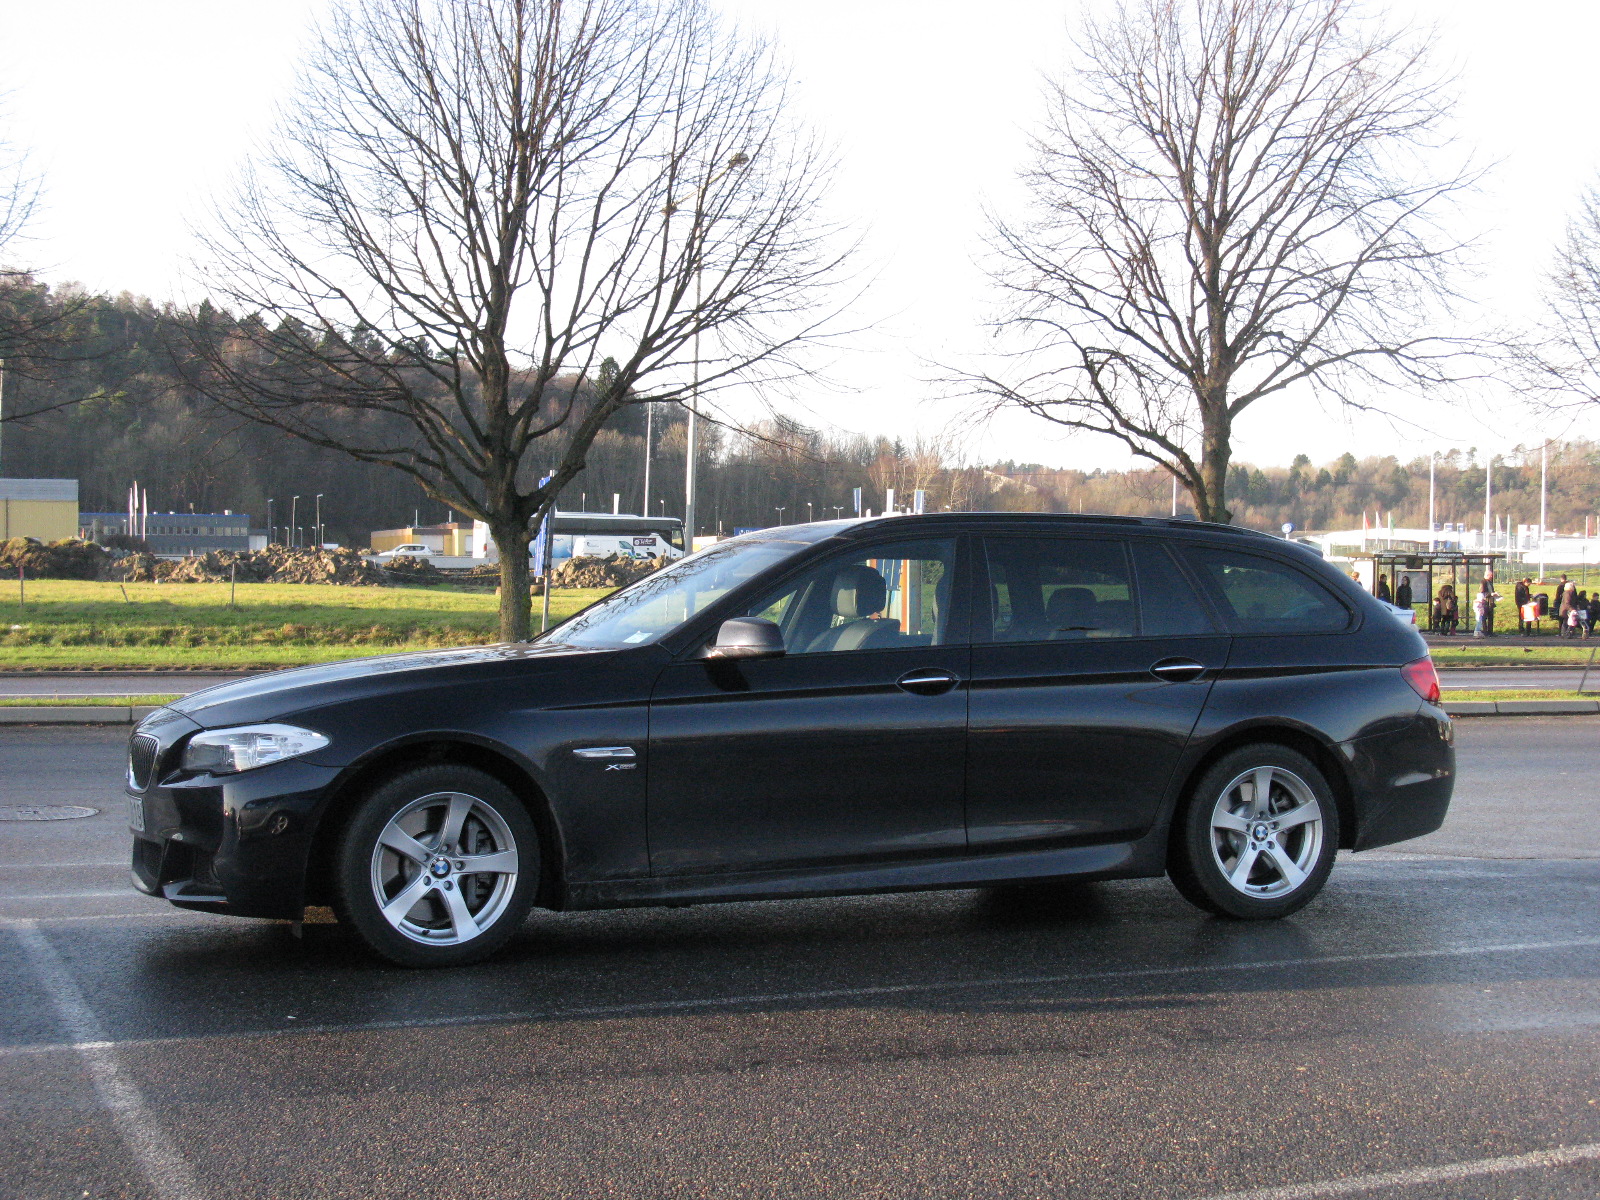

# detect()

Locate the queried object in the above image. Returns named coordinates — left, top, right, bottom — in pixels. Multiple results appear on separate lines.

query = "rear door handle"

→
left=1150, top=657, right=1206, bottom=683
left=896, top=669, right=959, bottom=696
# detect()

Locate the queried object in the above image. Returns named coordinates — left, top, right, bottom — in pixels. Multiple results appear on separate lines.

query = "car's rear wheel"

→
left=1168, top=744, right=1339, bottom=919
left=331, top=764, right=537, bottom=967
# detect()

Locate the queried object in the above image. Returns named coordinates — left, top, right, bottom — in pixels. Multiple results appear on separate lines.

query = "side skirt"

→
left=562, top=835, right=1167, bottom=912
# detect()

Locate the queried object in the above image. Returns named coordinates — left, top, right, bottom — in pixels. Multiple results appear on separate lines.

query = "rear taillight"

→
left=1402, top=656, right=1441, bottom=703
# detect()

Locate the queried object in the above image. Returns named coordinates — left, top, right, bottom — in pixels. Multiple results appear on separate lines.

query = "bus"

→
left=473, top=513, right=686, bottom=565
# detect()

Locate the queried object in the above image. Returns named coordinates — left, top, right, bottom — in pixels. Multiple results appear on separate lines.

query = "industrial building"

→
left=0, top=478, right=79, bottom=541
left=80, top=511, right=252, bottom=556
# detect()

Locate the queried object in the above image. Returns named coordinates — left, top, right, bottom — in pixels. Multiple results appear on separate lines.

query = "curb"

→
left=1443, top=699, right=1600, bottom=717
left=0, top=706, right=163, bottom=725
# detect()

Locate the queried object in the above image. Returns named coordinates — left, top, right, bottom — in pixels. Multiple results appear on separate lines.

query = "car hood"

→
left=171, top=641, right=613, bottom=726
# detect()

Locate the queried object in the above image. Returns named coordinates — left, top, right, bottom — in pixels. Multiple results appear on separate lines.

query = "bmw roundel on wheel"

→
left=127, top=513, right=1454, bottom=966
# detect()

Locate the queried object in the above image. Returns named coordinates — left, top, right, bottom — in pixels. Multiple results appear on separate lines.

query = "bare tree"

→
left=183, top=0, right=843, bottom=639
left=1539, top=185, right=1600, bottom=407
left=968, top=0, right=1474, bottom=523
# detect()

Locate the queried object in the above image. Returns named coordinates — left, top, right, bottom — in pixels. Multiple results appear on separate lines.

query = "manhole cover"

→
left=0, top=805, right=100, bottom=821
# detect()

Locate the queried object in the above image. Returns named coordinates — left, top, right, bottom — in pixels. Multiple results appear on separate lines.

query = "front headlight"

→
left=181, top=724, right=331, bottom=775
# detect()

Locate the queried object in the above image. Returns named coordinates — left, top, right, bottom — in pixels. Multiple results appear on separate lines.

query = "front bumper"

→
left=130, top=758, right=342, bottom=920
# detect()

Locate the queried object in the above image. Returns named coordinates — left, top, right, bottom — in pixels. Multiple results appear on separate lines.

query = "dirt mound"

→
left=112, top=546, right=389, bottom=586
left=379, top=555, right=444, bottom=582
left=547, top=554, right=670, bottom=589
left=1, top=537, right=113, bottom=580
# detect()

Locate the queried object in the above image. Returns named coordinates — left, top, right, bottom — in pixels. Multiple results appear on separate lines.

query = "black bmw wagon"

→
left=126, top=513, right=1453, bottom=966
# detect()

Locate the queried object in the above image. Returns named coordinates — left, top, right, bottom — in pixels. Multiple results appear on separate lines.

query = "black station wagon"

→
left=126, top=514, right=1454, bottom=966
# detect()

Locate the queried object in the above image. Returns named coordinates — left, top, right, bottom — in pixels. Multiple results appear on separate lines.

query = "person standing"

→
left=1560, top=582, right=1579, bottom=639
left=1515, top=577, right=1531, bottom=635
left=1377, top=573, right=1392, bottom=603
left=1474, top=579, right=1499, bottom=638
left=1395, top=575, right=1413, bottom=611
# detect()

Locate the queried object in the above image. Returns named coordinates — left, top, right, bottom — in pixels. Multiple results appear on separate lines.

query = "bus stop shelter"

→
left=1352, top=551, right=1506, bottom=630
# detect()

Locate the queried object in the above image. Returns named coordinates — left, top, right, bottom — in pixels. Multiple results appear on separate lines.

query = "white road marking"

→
left=1194, top=1142, right=1600, bottom=1199
left=0, top=861, right=128, bottom=870
left=0, top=889, right=146, bottom=901
left=14, top=920, right=205, bottom=1200
left=0, top=934, right=1596, bottom=1058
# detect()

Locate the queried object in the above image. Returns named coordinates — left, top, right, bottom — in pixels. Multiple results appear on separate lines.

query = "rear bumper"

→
left=129, top=759, right=342, bottom=920
left=1341, top=706, right=1455, bottom=851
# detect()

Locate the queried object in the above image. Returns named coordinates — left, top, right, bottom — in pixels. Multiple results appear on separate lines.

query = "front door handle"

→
left=1150, top=657, right=1206, bottom=683
left=896, top=669, right=959, bottom=696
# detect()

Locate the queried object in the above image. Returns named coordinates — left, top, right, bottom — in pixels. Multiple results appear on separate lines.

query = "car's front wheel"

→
left=331, top=764, right=538, bottom=967
left=1168, top=744, right=1339, bottom=919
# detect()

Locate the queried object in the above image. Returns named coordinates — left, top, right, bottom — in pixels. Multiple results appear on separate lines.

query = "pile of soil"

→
left=547, top=554, right=671, bottom=589
left=113, top=547, right=389, bottom=586
left=0, top=537, right=112, bottom=580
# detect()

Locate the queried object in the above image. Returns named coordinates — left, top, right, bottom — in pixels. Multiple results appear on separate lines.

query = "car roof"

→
left=793, top=511, right=1286, bottom=545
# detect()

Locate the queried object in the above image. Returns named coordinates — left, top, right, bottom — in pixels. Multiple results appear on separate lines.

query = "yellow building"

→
left=370, top=522, right=474, bottom=556
left=0, top=478, right=78, bottom=541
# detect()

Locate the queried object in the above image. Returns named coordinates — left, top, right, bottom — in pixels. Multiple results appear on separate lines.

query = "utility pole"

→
left=290, top=496, right=300, bottom=549
left=1540, top=442, right=1549, bottom=582
left=315, top=494, right=324, bottom=548
left=642, top=403, right=653, bottom=517
left=267, top=499, right=275, bottom=546
left=1483, top=457, right=1492, bottom=559
left=1427, top=453, right=1436, bottom=551
left=0, top=358, right=7, bottom=477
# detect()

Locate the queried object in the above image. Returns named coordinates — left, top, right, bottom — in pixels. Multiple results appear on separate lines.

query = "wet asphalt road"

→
left=1, top=720, right=1598, bottom=1200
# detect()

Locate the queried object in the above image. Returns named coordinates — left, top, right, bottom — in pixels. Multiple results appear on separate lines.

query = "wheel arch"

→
left=1171, top=723, right=1358, bottom=851
left=304, top=736, right=567, bottom=911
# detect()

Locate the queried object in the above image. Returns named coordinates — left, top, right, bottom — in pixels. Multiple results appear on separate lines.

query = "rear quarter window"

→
left=1184, top=547, right=1351, bottom=634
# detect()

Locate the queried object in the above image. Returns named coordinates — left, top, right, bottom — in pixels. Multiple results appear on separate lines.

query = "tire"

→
left=331, top=764, right=538, bottom=967
left=1168, top=744, right=1340, bottom=920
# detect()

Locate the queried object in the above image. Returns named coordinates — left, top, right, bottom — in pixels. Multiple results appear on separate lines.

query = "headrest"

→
left=1044, top=586, right=1095, bottom=627
left=831, top=564, right=887, bottom=619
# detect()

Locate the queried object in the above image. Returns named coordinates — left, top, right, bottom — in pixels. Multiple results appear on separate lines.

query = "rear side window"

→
left=983, top=538, right=1135, bottom=642
left=1130, top=541, right=1218, bottom=636
left=1184, top=547, right=1350, bottom=634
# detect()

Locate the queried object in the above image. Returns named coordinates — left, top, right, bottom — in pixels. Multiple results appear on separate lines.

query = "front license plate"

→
left=129, top=796, right=145, bottom=833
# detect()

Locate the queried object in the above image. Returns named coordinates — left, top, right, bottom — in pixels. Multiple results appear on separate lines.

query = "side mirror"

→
left=707, top=616, right=785, bottom=659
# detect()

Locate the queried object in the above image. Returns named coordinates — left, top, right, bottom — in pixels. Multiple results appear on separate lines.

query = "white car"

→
left=376, top=543, right=434, bottom=560
left=1379, top=599, right=1417, bottom=626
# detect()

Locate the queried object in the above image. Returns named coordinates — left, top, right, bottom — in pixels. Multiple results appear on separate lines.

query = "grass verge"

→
left=1, top=579, right=613, bottom=669
left=0, top=695, right=182, bottom=707
left=1424, top=642, right=1600, bottom=665
left=1441, top=690, right=1596, bottom=702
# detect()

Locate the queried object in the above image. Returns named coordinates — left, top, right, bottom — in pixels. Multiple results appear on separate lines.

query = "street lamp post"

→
left=774, top=506, right=786, bottom=525
left=806, top=502, right=813, bottom=522
left=670, top=151, right=751, bottom=560
left=1427, top=453, right=1436, bottom=551
left=1482, top=458, right=1492, bottom=559
left=1540, top=441, right=1549, bottom=583
left=266, top=499, right=275, bottom=546
left=832, top=506, right=843, bottom=519
left=290, top=496, right=300, bottom=549
left=315, top=494, right=324, bottom=548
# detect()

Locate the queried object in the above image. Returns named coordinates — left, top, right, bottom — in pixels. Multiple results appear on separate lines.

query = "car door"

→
left=646, top=536, right=971, bottom=874
left=965, top=534, right=1229, bottom=848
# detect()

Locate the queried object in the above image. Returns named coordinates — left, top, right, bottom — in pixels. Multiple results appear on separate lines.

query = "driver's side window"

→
left=746, top=539, right=958, bottom=654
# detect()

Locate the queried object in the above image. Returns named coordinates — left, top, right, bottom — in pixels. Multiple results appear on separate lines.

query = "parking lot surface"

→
left=1, top=719, right=1597, bottom=1199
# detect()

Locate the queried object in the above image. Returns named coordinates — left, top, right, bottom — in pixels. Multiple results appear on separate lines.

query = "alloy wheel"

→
left=1207, top=765, right=1324, bottom=899
left=368, top=790, right=520, bottom=946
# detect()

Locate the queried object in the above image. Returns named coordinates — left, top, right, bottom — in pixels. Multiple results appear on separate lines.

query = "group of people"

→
left=1518, top=574, right=1598, bottom=639
left=1416, top=573, right=1597, bottom=639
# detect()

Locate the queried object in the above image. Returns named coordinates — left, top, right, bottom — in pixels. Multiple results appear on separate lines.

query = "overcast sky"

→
left=3, top=0, right=1599, bottom=470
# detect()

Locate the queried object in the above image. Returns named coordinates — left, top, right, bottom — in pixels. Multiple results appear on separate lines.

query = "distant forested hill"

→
left=4, top=283, right=1596, bottom=541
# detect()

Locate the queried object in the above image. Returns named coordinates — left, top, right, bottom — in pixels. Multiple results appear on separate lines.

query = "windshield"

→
left=542, top=530, right=836, bottom=648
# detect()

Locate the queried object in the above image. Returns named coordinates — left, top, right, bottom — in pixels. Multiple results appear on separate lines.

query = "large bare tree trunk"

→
left=493, top=522, right=534, bottom=642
